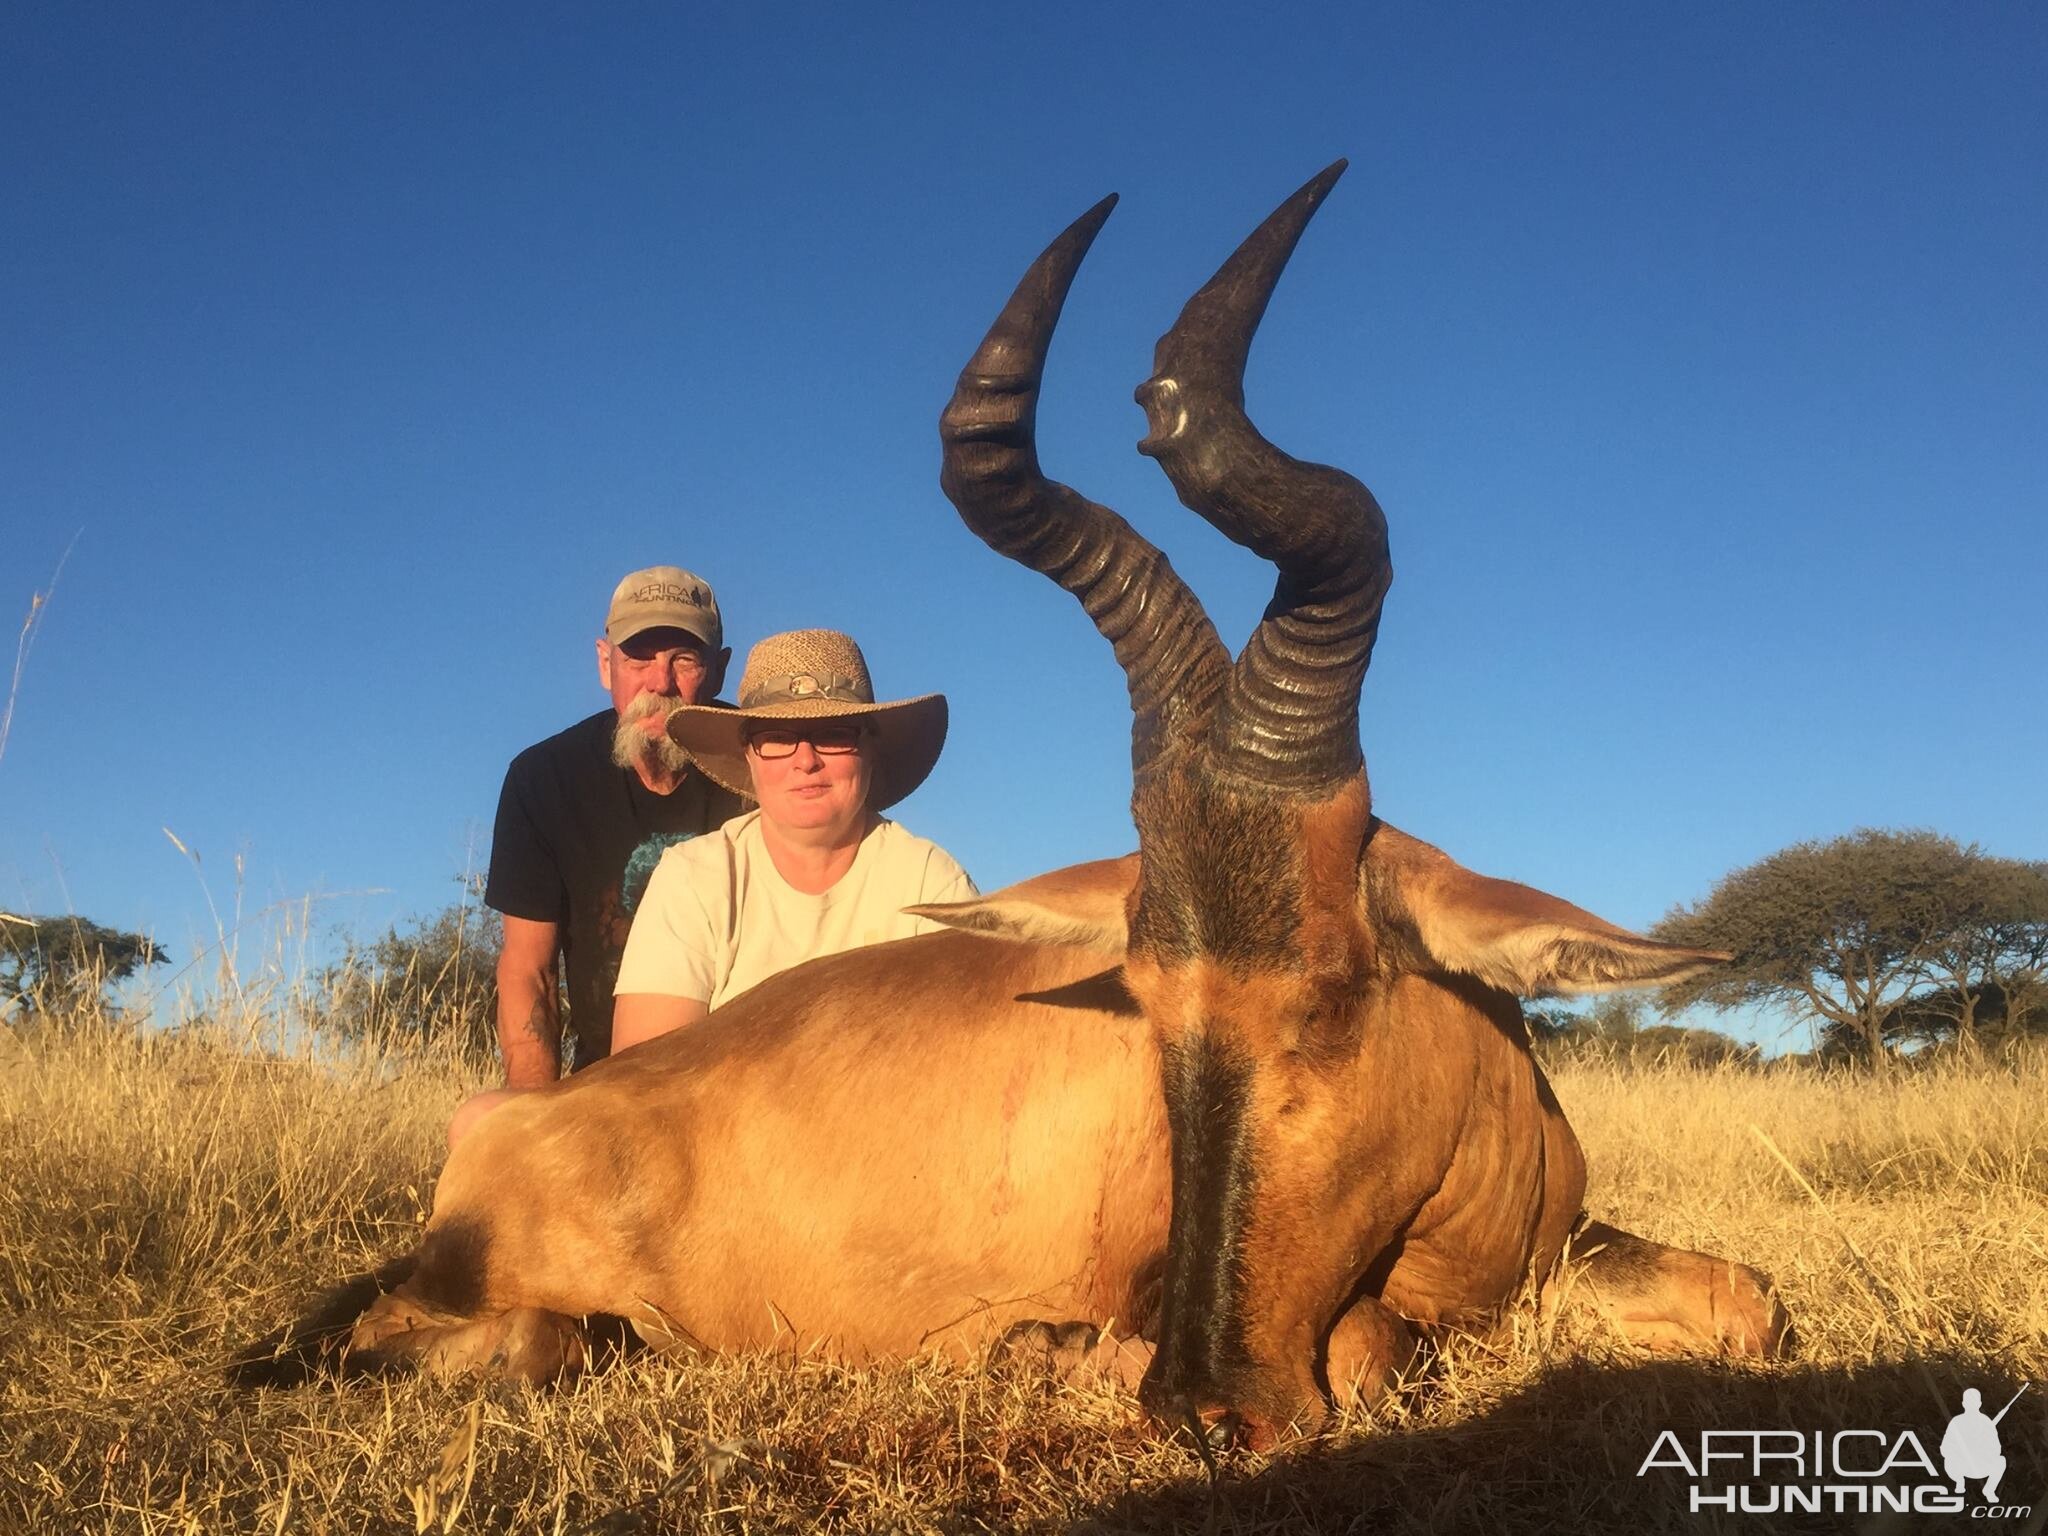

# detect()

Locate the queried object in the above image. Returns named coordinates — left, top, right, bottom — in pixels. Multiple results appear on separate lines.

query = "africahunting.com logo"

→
left=1637, top=1384, right=2032, bottom=1519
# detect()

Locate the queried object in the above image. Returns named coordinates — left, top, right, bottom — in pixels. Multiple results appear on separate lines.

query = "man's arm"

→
left=611, top=992, right=710, bottom=1054
left=496, top=915, right=565, bottom=1088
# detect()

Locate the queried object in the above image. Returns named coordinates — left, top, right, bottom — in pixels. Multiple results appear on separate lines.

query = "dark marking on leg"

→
left=1566, top=1219, right=1792, bottom=1358
left=1574, top=1219, right=1663, bottom=1285
left=408, top=1216, right=492, bottom=1316
left=994, top=1319, right=1102, bottom=1377
left=226, top=1251, right=419, bottom=1388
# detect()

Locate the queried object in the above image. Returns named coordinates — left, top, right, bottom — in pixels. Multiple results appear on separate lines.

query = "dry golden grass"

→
left=2, top=1000, right=2043, bottom=1534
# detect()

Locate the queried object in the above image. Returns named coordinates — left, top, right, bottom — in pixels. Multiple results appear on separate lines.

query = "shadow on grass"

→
left=1072, top=1356, right=2044, bottom=1536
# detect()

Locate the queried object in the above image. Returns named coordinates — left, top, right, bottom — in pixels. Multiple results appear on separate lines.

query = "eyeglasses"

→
left=745, top=725, right=864, bottom=759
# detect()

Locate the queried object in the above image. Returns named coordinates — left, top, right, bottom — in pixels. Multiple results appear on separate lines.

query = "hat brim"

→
left=667, top=694, right=948, bottom=811
left=607, top=613, right=721, bottom=649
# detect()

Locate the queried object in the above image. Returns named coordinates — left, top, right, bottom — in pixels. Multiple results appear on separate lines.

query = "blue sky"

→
left=3, top=4, right=2042, bottom=1045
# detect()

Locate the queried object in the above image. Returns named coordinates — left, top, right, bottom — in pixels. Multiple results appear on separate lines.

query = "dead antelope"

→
left=236, top=162, right=1787, bottom=1450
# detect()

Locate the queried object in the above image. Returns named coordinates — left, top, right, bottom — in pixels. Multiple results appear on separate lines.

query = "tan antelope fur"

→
left=235, top=164, right=1788, bottom=1449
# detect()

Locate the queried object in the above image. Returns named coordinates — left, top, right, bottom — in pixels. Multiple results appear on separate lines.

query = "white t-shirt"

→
left=614, top=811, right=977, bottom=1010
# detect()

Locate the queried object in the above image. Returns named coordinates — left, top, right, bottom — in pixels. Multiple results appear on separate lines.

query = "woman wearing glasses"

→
left=610, top=629, right=975, bottom=1051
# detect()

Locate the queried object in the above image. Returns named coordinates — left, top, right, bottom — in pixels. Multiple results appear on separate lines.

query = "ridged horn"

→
left=1135, top=161, right=1392, bottom=793
left=941, top=195, right=1227, bottom=774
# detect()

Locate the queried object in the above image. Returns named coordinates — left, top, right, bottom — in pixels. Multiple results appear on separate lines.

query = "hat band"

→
left=740, top=671, right=871, bottom=708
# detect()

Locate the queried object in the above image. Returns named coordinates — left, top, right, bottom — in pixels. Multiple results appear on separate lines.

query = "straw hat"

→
left=666, top=629, right=948, bottom=810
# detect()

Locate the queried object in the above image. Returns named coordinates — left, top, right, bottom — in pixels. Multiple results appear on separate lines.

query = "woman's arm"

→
left=611, top=992, right=711, bottom=1054
left=613, top=838, right=723, bottom=1051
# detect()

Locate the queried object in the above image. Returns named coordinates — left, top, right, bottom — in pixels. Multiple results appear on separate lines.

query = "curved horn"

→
left=1135, top=161, right=1391, bottom=793
left=942, top=196, right=1227, bottom=774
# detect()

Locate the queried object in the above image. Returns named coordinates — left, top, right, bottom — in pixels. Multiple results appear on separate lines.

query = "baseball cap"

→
left=604, top=566, right=722, bottom=650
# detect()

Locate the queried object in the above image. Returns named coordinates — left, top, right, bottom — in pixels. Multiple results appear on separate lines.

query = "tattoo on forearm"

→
left=520, top=998, right=561, bottom=1062
left=500, top=978, right=563, bottom=1080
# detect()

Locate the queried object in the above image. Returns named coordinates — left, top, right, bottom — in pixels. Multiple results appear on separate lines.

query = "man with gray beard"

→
left=472, top=568, right=744, bottom=1127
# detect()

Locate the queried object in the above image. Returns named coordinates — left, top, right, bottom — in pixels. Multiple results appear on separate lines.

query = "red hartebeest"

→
left=235, top=164, right=1787, bottom=1449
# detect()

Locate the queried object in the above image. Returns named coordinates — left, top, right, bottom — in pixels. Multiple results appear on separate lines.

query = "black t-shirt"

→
left=485, top=708, right=745, bottom=1068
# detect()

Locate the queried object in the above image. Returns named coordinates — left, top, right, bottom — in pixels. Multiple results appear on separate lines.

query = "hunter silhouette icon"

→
left=1942, top=1384, right=2027, bottom=1501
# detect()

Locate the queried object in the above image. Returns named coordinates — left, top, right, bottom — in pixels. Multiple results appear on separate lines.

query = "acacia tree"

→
left=1651, top=829, right=2048, bottom=1064
left=1911, top=855, right=2048, bottom=1044
left=1872, top=978, right=2034, bottom=1054
left=0, top=912, right=166, bottom=1016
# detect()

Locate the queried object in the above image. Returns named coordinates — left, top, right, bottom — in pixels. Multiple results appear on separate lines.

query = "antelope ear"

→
left=1363, top=823, right=1727, bottom=997
left=909, top=855, right=1135, bottom=955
